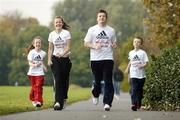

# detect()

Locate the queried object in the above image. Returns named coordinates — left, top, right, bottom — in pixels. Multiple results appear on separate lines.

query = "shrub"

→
left=143, top=44, right=180, bottom=111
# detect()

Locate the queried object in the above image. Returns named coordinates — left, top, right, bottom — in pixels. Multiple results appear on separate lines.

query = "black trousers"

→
left=51, top=56, right=72, bottom=105
left=130, top=78, right=145, bottom=107
left=91, top=60, right=114, bottom=106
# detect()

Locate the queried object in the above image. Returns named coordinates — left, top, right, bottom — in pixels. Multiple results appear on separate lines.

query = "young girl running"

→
left=27, top=36, right=47, bottom=107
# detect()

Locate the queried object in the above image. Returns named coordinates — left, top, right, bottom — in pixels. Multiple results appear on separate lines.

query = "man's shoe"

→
left=54, top=102, right=63, bottom=110
left=104, top=104, right=110, bottom=111
left=131, top=105, right=137, bottom=111
left=114, top=94, right=120, bottom=100
left=92, top=97, right=99, bottom=105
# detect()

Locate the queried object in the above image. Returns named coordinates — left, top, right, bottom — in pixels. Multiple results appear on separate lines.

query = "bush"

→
left=143, top=44, right=180, bottom=111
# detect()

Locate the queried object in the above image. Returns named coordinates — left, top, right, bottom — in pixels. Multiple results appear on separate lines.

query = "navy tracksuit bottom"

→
left=91, top=60, right=114, bottom=107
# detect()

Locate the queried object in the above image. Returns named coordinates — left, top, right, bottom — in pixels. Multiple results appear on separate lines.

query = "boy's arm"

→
left=48, top=42, right=53, bottom=66
left=125, top=61, right=131, bottom=74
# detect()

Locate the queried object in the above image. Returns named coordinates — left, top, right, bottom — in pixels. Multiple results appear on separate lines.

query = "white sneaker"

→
left=104, top=104, right=110, bottom=111
left=92, top=97, right=99, bottom=105
left=114, top=94, right=120, bottom=100
left=54, top=102, right=60, bottom=108
left=54, top=102, right=63, bottom=110
left=32, top=101, right=37, bottom=107
left=36, top=102, right=41, bottom=107
left=32, top=101, right=41, bottom=107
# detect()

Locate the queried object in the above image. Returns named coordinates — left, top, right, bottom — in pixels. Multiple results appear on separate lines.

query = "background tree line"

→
left=0, top=0, right=146, bottom=87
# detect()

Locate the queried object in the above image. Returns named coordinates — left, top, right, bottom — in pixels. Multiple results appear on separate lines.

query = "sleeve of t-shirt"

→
left=84, top=28, right=92, bottom=42
left=48, top=32, right=52, bottom=42
left=128, top=51, right=131, bottom=60
left=27, top=51, right=33, bottom=61
left=43, top=51, right=47, bottom=59
left=64, top=31, right=71, bottom=40
left=143, top=51, right=149, bottom=63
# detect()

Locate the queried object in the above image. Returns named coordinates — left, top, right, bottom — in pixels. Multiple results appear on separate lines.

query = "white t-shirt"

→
left=48, top=29, right=71, bottom=55
left=84, top=24, right=116, bottom=61
left=27, top=49, right=46, bottom=76
left=128, top=49, right=148, bottom=79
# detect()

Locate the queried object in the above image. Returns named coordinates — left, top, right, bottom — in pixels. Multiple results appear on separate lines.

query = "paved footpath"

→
left=0, top=93, right=179, bottom=120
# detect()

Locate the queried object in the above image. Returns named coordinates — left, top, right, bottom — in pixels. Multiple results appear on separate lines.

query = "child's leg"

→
left=137, top=78, right=145, bottom=108
left=131, top=78, right=139, bottom=111
left=28, top=76, right=35, bottom=101
left=34, top=76, right=44, bottom=104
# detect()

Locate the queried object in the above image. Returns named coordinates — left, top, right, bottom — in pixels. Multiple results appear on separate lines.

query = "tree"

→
left=0, top=11, right=25, bottom=85
left=0, top=34, right=12, bottom=85
left=142, top=0, right=180, bottom=54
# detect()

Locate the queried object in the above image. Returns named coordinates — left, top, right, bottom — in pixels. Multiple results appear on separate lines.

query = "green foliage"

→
left=70, top=31, right=92, bottom=87
left=143, top=44, right=180, bottom=110
left=0, top=35, right=12, bottom=85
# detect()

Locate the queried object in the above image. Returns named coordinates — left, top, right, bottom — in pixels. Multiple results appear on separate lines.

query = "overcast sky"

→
left=0, top=0, right=59, bottom=26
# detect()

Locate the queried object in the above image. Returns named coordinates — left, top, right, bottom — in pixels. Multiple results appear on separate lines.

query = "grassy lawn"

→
left=0, top=85, right=91, bottom=115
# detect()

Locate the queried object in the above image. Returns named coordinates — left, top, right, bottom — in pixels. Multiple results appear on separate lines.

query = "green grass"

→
left=0, top=85, right=91, bottom=115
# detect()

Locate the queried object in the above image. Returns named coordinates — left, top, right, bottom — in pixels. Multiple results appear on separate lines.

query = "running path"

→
left=0, top=93, right=179, bottom=120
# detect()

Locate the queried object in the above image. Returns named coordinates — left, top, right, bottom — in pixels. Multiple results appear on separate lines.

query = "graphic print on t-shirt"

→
left=95, top=30, right=110, bottom=48
left=34, top=55, right=41, bottom=61
left=131, top=54, right=142, bottom=67
left=133, top=55, right=140, bottom=61
left=96, top=30, right=109, bottom=39
left=54, top=36, right=65, bottom=48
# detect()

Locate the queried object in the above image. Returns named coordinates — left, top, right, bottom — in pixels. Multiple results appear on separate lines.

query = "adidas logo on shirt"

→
left=34, top=55, right=42, bottom=61
left=133, top=55, right=140, bottom=61
left=55, top=36, right=63, bottom=42
left=96, top=30, right=109, bottom=39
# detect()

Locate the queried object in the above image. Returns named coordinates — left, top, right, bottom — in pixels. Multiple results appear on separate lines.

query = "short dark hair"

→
left=97, top=9, right=108, bottom=19
left=135, top=36, right=143, bottom=44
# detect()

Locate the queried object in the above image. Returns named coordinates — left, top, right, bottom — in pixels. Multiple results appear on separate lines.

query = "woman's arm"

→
left=48, top=42, right=53, bottom=66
